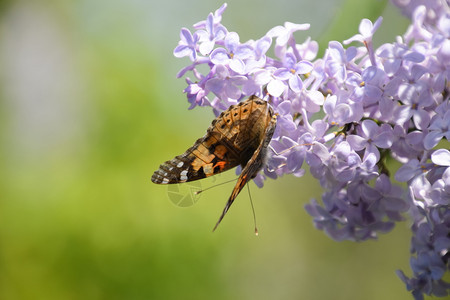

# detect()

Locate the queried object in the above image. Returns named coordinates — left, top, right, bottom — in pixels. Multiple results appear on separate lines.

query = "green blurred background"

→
left=0, top=0, right=418, bottom=299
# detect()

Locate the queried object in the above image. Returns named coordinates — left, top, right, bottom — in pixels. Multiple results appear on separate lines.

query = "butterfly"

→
left=152, top=95, right=277, bottom=231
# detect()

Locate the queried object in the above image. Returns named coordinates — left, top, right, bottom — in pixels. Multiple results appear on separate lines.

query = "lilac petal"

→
left=404, top=51, right=425, bottom=62
left=199, top=40, right=215, bottom=56
left=234, top=44, right=254, bottom=59
left=267, top=79, right=285, bottom=97
left=383, top=195, right=409, bottom=211
left=278, top=101, right=291, bottom=115
left=279, top=115, right=296, bottom=131
left=332, top=103, right=351, bottom=125
left=174, top=45, right=196, bottom=60
left=323, top=95, right=337, bottom=115
left=311, top=120, right=328, bottom=137
left=252, top=174, right=265, bottom=188
left=344, top=33, right=364, bottom=45
left=254, top=69, right=272, bottom=85
left=285, top=21, right=310, bottom=32
left=346, top=46, right=357, bottom=61
left=214, top=25, right=227, bottom=40
left=224, top=32, right=240, bottom=51
left=364, top=85, right=382, bottom=99
left=393, top=105, right=412, bottom=126
left=266, top=25, right=285, bottom=38
left=312, top=142, right=330, bottom=163
left=273, top=68, right=292, bottom=80
left=284, top=52, right=297, bottom=67
left=225, top=83, right=242, bottom=100
left=229, top=58, right=246, bottom=74
left=372, top=17, right=383, bottom=34
left=287, top=149, right=304, bottom=171
left=289, top=75, right=303, bottom=93
left=410, top=65, right=428, bottom=82
left=375, top=174, right=391, bottom=194
left=413, top=109, right=430, bottom=130
left=365, top=144, right=380, bottom=162
left=383, top=59, right=401, bottom=76
left=280, top=136, right=297, bottom=148
left=347, top=135, right=367, bottom=151
left=359, top=19, right=375, bottom=38
left=205, top=13, right=214, bottom=32
left=431, top=149, right=450, bottom=166
left=295, top=61, right=314, bottom=74
left=329, top=62, right=346, bottom=82
left=205, top=78, right=225, bottom=94
left=180, top=27, right=195, bottom=44
left=308, top=90, right=325, bottom=105
left=361, top=119, right=379, bottom=137
left=229, top=75, right=248, bottom=86
left=374, top=125, right=394, bottom=148
left=210, top=48, right=230, bottom=64
left=255, top=36, right=271, bottom=58
left=424, top=130, right=444, bottom=150
left=395, top=159, right=420, bottom=182
left=362, top=152, right=377, bottom=169
left=328, top=41, right=345, bottom=61
left=335, top=141, right=351, bottom=156
left=406, top=131, right=423, bottom=145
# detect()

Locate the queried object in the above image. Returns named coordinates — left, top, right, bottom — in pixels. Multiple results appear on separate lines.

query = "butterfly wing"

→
left=152, top=96, right=277, bottom=231
left=151, top=130, right=240, bottom=184
left=152, top=97, right=262, bottom=184
left=213, top=107, right=278, bottom=231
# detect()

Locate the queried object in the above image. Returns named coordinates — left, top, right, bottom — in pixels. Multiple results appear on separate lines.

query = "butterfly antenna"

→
left=247, top=184, right=258, bottom=236
left=194, top=178, right=237, bottom=195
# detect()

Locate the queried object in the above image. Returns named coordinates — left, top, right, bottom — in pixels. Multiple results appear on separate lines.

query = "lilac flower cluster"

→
left=172, top=2, right=449, bottom=299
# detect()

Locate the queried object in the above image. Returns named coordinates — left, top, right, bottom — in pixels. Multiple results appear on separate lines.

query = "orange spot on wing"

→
left=213, top=161, right=227, bottom=171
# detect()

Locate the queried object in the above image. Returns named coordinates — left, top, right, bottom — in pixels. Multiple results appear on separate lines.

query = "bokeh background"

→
left=0, top=0, right=419, bottom=299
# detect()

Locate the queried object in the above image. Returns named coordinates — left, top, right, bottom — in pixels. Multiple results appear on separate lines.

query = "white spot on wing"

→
left=177, top=161, right=184, bottom=168
left=162, top=178, right=169, bottom=184
left=180, top=170, right=188, bottom=181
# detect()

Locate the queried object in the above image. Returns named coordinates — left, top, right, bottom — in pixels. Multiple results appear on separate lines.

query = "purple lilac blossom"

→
left=171, top=2, right=450, bottom=299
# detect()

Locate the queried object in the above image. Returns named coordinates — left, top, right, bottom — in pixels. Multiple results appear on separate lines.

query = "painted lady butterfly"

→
left=152, top=95, right=277, bottom=230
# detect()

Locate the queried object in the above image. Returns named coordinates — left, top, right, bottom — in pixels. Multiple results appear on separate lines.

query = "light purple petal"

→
left=267, top=79, right=286, bottom=97
left=359, top=19, right=374, bottom=38
left=273, top=68, right=293, bottom=80
left=224, top=32, right=240, bottom=51
left=361, top=119, right=379, bottom=138
left=431, top=149, right=450, bottom=166
left=395, top=159, right=420, bottom=182
left=174, top=45, right=193, bottom=59
left=289, top=75, right=303, bottom=92
left=347, top=135, right=367, bottom=151
left=424, top=131, right=444, bottom=150
left=308, top=90, right=325, bottom=105
left=199, top=40, right=215, bottom=55
left=295, top=61, right=314, bottom=74
left=229, top=58, right=246, bottom=74
left=234, top=44, right=254, bottom=59
left=210, top=48, right=230, bottom=64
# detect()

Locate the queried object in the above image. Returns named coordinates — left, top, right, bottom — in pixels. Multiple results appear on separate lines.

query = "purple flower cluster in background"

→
left=173, top=2, right=449, bottom=299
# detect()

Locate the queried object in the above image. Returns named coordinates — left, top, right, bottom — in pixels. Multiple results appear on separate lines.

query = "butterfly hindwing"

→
left=213, top=108, right=278, bottom=230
